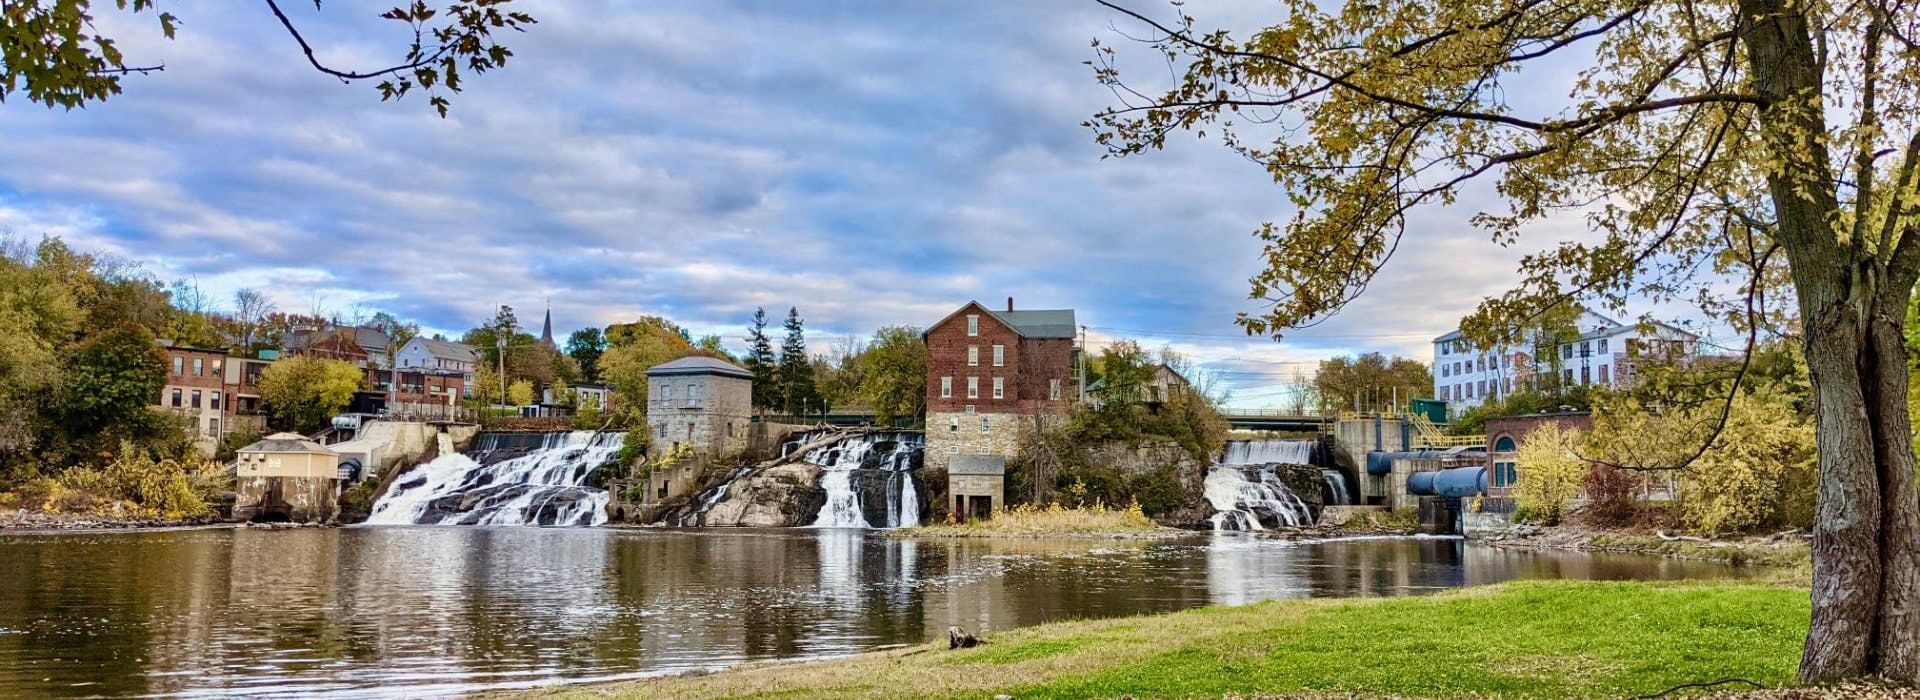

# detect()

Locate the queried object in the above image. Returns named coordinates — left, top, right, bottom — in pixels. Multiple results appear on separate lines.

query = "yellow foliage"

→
left=926, top=500, right=1157, bottom=534
left=1512, top=422, right=1584, bottom=525
left=42, top=443, right=226, bottom=520
left=1679, top=387, right=1816, bottom=535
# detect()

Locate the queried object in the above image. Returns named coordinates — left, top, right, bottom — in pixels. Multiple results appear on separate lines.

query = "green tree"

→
left=566, top=328, right=606, bottom=382
left=366, top=310, right=419, bottom=394
left=777, top=307, right=817, bottom=414
left=1312, top=353, right=1430, bottom=413
left=743, top=308, right=780, bottom=411
left=2, top=0, right=534, bottom=115
left=694, top=334, right=734, bottom=361
left=257, top=355, right=362, bottom=433
left=59, top=325, right=167, bottom=433
left=1090, top=0, right=1920, bottom=678
left=857, top=326, right=928, bottom=426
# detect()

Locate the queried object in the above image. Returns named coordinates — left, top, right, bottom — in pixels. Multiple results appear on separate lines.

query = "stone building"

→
left=232, top=432, right=342, bottom=522
left=645, top=356, right=753, bottom=459
left=947, top=454, right=1006, bottom=521
left=157, top=341, right=229, bottom=457
left=923, top=299, right=1077, bottom=474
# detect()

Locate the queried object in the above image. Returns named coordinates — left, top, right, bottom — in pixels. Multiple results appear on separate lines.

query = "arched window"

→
left=1493, top=435, right=1517, bottom=453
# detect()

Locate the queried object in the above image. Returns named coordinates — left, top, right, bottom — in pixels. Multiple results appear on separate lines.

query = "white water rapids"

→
left=366, top=431, right=620, bottom=527
left=806, top=431, right=924, bottom=529
left=1206, top=439, right=1321, bottom=532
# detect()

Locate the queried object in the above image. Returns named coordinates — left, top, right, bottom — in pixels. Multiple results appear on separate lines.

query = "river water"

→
left=0, top=527, right=1756, bottom=698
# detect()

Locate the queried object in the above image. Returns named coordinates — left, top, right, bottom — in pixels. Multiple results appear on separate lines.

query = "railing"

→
left=1408, top=412, right=1486, bottom=449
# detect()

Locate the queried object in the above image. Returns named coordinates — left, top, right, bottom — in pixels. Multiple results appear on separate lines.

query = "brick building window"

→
left=1050, top=378, right=1061, bottom=401
left=191, top=390, right=202, bottom=409
left=992, top=345, right=1004, bottom=367
left=192, top=358, right=203, bottom=376
left=967, top=377, right=978, bottom=399
left=968, top=346, right=979, bottom=366
left=171, top=389, right=182, bottom=407
left=940, top=376, right=952, bottom=398
left=172, top=357, right=183, bottom=375
left=210, top=392, right=221, bottom=411
left=992, top=377, right=1004, bottom=399
left=966, top=315, right=979, bottom=336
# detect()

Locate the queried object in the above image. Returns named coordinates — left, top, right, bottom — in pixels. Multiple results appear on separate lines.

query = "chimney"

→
left=1007, top=297, right=1014, bottom=312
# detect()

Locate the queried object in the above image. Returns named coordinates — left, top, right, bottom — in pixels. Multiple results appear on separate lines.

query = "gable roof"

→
left=926, top=300, right=1077, bottom=339
left=413, top=337, right=478, bottom=363
left=648, top=355, right=753, bottom=379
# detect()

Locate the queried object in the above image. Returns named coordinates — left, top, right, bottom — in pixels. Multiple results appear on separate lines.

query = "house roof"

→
left=948, top=454, right=1006, bottom=475
left=926, top=301, right=1077, bottom=339
left=241, top=432, right=335, bottom=456
left=1433, top=310, right=1697, bottom=345
left=415, top=337, right=479, bottom=363
left=648, top=355, right=753, bottom=379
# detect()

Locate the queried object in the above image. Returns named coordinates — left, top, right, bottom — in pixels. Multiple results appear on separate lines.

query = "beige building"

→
left=646, top=356, right=753, bottom=459
left=232, top=433, right=342, bottom=522
left=947, top=454, right=1006, bottom=521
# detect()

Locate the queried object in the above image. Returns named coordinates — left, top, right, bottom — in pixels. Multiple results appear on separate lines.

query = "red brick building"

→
left=923, top=299, right=1077, bottom=473
left=157, top=342, right=230, bottom=456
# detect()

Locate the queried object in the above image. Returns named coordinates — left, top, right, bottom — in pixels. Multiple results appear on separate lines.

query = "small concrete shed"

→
left=233, top=433, right=342, bottom=523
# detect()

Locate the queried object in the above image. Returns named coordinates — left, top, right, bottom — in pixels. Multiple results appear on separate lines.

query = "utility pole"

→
left=1077, top=325, right=1088, bottom=402
left=497, top=334, right=508, bottom=405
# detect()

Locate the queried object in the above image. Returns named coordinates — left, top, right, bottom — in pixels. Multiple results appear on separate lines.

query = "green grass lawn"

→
left=530, top=580, right=1809, bottom=699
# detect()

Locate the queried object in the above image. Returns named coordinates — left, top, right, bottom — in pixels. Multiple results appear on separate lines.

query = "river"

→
left=0, top=526, right=1756, bottom=698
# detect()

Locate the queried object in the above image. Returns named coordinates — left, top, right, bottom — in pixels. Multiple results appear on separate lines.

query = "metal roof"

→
left=416, top=337, right=479, bottom=363
left=648, top=355, right=753, bottom=379
left=240, top=432, right=336, bottom=456
left=989, top=308, right=1077, bottom=338
left=948, top=454, right=1006, bottom=475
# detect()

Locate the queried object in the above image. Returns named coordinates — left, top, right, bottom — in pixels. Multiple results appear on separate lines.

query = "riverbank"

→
left=523, top=580, right=1810, bottom=699
left=0, top=509, right=227, bottom=533
left=1484, top=523, right=1813, bottom=569
left=898, top=502, right=1193, bottom=539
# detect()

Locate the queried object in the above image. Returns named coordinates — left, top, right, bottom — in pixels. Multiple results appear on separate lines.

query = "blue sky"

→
left=0, top=0, right=1693, bottom=407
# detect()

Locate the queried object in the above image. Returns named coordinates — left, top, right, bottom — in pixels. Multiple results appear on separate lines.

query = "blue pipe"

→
left=1407, top=466, right=1488, bottom=497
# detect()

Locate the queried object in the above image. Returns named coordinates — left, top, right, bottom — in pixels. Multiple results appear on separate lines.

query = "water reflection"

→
left=0, top=528, right=1756, bottom=698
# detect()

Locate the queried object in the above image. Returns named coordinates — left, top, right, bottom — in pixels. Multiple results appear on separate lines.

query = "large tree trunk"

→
left=1741, top=0, right=1920, bottom=683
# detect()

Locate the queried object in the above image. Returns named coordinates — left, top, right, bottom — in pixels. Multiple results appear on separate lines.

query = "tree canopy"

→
left=1, top=0, right=533, bottom=115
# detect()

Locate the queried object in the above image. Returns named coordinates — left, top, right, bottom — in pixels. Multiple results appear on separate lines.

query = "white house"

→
left=394, top=336, right=480, bottom=394
left=1431, top=310, right=1698, bottom=411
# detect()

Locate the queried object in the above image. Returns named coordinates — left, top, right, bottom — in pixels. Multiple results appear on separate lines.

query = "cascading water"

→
left=1207, top=439, right=1320, bottom=532
left=807, top=431, right=924, bottom=529
left=1322, top=468, right=1353, bottom=507
left=365, top=431, right=621, bottom=527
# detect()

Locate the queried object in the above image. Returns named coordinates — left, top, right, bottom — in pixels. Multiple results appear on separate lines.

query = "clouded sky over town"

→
left=0, top=0, right=1715, bottom=407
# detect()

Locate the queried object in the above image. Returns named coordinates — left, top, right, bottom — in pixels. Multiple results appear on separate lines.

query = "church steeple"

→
left=540, top=300, right=555, bottom=349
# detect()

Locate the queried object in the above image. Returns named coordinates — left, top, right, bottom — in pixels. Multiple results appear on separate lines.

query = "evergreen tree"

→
left=777, top=307, right=816, bottom=415
left=743, top=308, right=778, bottom=411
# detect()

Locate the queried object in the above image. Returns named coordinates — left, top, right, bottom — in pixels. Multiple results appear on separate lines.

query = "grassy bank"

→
left=903, top=502, right=1188, bottom=539
left=527, top=580, right=1809, bottom=699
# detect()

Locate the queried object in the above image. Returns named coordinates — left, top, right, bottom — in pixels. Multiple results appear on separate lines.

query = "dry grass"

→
left=904, top=502, right=1175, bottom=538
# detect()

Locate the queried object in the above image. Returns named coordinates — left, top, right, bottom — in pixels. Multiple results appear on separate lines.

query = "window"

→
left=1492, top=462, right=1519, bottom=487
left=992, top=377, right=1004, bottom=399
left=1563, top=345, right=1573, bottom=359
left=1599, top=365, right=1610, bottom=384
left=210, top=392, right=221, bottom=411
left=661, top=385, right=674, bottom=404
left=1598, top=338, right=1609, bottom=353
left=940, top=376, right=953, bottom=398
left=171, top=389, right=182, bottom=408
left=192, top=358, right=203, bottom=376
left=1580, top=366, right=1591, bottom=385
left=172, top=357, right=183, bottom=375
left=948, top=416, right=959, bottom=432
left=1050, top=378, right=1062, bottom=401
left=967, top=377, right=979, bottom=399
left=687, top=383, right=701, bottom=407
left=966, top=315, right=979, bottom=336
left=980, top=416, right=991, bottom=433
left=1564, top=368, right=1575, bottom=383
left=968, top=346, right=979, bottom=367
left=1441, top=365, right=1449, bottom=378
left=190, top=390, right=202, bottom=409
left=1494, top=436, right=1517, bottom=452
left=207, top=418, right=220, bottom=438
left=992, top=344, right=1004, bottom=367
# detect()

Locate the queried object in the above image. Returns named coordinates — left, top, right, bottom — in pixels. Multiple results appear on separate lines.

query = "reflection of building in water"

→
left=1206, top=538, right=1307, bottom=606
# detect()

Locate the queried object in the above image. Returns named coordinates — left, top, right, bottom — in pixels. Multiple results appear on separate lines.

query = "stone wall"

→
left=646, top=374, right=752, bottom=460
left=234, top=476, right=340, bottom=523
left=925, top=410, right=1028, bottom=472
left=1085, top=442, right=1189, bottom=474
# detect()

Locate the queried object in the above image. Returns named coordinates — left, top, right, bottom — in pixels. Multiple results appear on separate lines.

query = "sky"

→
left=0, top=0, right=1717, bottom=408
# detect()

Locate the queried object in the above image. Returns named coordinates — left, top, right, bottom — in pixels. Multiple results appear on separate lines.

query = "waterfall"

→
left=1208, top=438, right=1320, bottom=532
left=806, top=431, right=924, bottom=529
left=1322, top=468, right=1353, bottom=507
left=1221, top=439, right=1315, bottom=465
left=365, top=431, right=620, bottom=527
left=1205, top=466, right=1317, bottom=531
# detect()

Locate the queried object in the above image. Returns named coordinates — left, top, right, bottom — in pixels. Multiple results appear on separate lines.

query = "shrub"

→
left=1512, top=423, right=1585, bottom=525
left=1680, top=387, right=1816, bottom=535
left=1582, top=463, right=1642, bottom=527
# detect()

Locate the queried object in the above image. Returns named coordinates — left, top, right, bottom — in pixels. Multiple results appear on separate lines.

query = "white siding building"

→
left=1431, top=310, right=1699, bottom=411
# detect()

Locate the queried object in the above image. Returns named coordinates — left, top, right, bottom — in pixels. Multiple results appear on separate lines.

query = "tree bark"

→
left=1740, top=0, right=1920, bottom=683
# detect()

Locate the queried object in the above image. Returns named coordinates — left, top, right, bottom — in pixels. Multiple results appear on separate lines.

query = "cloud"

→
left=0, top=0, right=1710, bottom=408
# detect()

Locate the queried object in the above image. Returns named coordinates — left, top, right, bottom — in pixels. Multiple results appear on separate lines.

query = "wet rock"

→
left=698, top=464, right=828, bottom=527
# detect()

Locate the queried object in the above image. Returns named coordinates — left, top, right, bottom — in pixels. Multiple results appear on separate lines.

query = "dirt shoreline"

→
left=1479, top=523, right=1813, bottom=567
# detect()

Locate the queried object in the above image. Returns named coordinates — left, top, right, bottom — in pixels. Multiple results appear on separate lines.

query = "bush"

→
left=35, top=443, right=223, bottom=519
left=1680, top=388, right=1816, bottom=535
left=1583, top=463, right=1642, bottom=527
left=336, top=479, right=381, bottom=522
left=1512, top=423, right=1585, bottom=525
